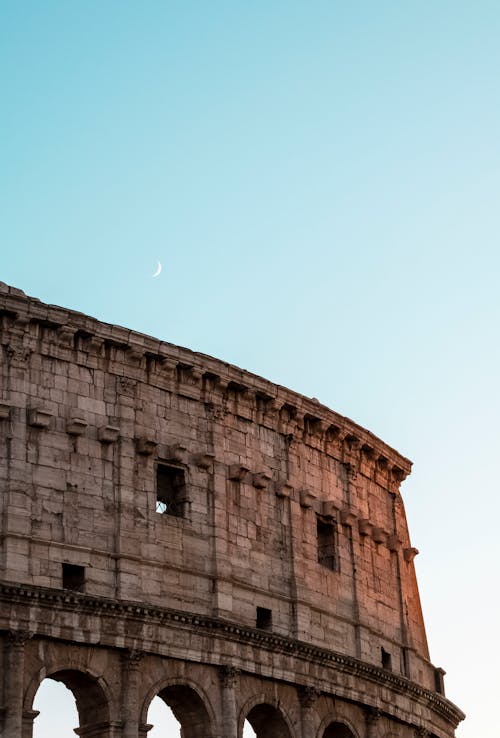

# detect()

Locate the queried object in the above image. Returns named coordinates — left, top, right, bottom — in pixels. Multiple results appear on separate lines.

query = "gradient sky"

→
left=2, top=3, right=499, bottom=737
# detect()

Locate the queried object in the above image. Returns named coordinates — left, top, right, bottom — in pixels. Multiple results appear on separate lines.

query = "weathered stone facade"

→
left=0, top=282, right=464, bottom=738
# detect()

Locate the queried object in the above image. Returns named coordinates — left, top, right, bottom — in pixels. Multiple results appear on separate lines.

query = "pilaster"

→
left=298, top=686, right=320, bottom=738
left=364, top=707, right=381, bottom=738
left=121, top=649, right=143, bottom=738
left=219, top=665, right=239, bottom=738
left=3, top=630, right=31, bottom=738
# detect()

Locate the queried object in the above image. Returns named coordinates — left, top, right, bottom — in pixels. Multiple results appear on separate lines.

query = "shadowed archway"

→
left=244, top=703, right=293, bottom=738
left=323, top=721, right=357, bottom=738
left=151, top=683, right=215, bottom=738
left=32, top=669, right=111, bottom=738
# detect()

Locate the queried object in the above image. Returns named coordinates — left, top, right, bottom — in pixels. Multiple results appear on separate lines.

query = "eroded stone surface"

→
left=0, top=285, right=464, bottom=738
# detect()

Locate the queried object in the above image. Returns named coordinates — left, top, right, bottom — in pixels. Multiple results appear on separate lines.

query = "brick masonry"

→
left=0, top=283, right=464, bottom=738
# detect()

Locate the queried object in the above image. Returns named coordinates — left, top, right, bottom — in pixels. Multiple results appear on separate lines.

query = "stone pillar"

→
left=121, top=650, right=143, bottom=738
left=219, top=666, right=239, bottom=738
left=3, top=631, right=30, bottom=738
left=364, top=707, right=381, bottom=738
left=298, top=687, right=319, bottom=738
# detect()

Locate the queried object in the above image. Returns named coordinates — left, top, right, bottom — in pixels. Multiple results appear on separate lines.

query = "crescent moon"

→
left=152, top=261, right=162, bottom=278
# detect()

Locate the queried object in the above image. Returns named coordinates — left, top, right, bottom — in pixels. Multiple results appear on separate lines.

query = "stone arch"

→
left=239, top=694, right=295, bottom=738
left=27, top=665, right=111, bottom=737
left=141, top=677, right=216, bottom=738
left=320, top=718, right=360, bottom=738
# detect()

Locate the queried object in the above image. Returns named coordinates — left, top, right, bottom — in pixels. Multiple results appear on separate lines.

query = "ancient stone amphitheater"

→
left=0, top=283, right=463, bottom=738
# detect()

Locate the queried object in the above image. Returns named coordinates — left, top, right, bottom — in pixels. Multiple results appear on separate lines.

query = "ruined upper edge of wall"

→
left=0, top=282, right=412, bottom=490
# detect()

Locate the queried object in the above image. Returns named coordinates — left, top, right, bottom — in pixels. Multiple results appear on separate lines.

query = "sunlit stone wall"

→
left=0, top=283, right=464, bottom=738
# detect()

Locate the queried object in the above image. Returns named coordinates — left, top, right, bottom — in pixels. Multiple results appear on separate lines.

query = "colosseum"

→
left=0, top=282, right=464, bottom=738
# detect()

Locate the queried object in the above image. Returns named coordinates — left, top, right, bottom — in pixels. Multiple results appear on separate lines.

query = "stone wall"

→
left=0, top=283, right=464, bottom=738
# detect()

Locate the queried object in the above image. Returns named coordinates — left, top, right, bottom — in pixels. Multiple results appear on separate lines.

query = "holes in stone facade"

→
left=381, top=647, right=392, bottom=670
left=62, top=563, right=85, bottom=592
left=317, top=516, right=338, bottom=571
left=256, top=606, right=272, bottom=630
left=156, top=463, right=187, bottom=517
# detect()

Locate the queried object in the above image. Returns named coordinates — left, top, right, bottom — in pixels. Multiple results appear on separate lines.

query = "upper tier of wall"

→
left=0, top=282, right=433, bottom=693
left=0, top=282, right=411, bottom=487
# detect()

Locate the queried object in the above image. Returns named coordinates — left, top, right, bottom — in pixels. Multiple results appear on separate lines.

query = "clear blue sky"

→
left=2, top=3, right=499, bottom=737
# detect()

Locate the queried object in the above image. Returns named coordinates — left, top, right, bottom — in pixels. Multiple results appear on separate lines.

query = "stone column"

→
left=298, top=687, right=319, bottom=738
left=219, top=666, right=239, bottom=738
left=121, top=650, right=143, bottom=738
left=3, top=631, right=31, bottom=738
left=364, top=707, right=381, bottom=738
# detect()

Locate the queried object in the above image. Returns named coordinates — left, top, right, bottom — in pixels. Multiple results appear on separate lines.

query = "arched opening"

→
left=33, top=678, right=78, bottom=737
left=147, top=696, right=181, bottom=737
left=323, top=722, right=357, bottom=738
left=32, top=669, right=110, bottom=738
left=149, top=684, right=214, bottom=738
left=244, top=703, right=292, bottom=738
left=244, top=720, right=257, bottom=738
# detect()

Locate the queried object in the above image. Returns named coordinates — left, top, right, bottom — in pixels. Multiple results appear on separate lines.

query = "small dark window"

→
left=156, top=463, right=186, bottom=517
left=317, top=517, right=337, bottom=570
left=256, top=607, right=272, bottom=630
left=62, top=563, right=85, bottom=592
left=381, top=647, right=392, bottom=670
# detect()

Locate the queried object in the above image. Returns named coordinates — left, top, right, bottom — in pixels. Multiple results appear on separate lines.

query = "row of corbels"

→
left=0, top=399, right=409, bottom=492
left=0, top=403, right=410, bottom=500
left=0, top=404, right=368, bottom=480
left=0, top=405, right=214, bottom=468
left=310, top=495, right=418, bottom=560
left=2, top=405, right=121, bottom=442
left=1, top=402, right=419, bottom=560
left=137, top=439, right=215, bottom=471
left=2, top=316, right=409, bottom=477
left=165, top=385, right=409, bottom=489
left=220, top=463, right=419, bottom=560
left=1, top=400, right=410, bottom=502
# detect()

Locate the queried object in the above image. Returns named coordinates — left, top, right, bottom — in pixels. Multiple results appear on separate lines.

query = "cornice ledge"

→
left=0, top=285, right=412, bottom=478
left=0, top=582, right=464, bottom=727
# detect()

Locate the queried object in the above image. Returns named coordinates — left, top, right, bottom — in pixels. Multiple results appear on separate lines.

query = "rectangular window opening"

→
left=381, top=647, right=392, bottom=671
left=317, top=516, right=337, bottom=570
left=256, top=607, right=272, bottom=630
left=62, top=563, right=85, bottom=592
left=156, top=463, right=187, bottom=517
